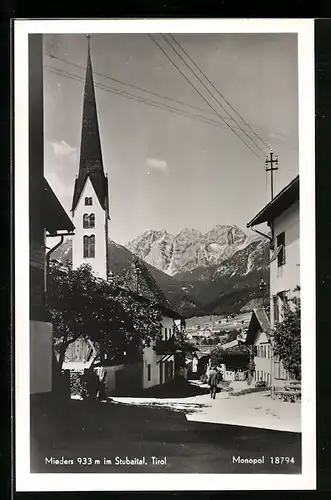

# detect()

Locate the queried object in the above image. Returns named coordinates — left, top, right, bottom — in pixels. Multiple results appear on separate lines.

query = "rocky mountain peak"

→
left=126, top=224, right=262, bottom=277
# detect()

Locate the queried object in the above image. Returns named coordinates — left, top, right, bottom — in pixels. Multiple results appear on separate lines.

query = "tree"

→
left=47, top=262, right=162, bottom=371
left=210, top=346, right=226, bottom=366
left=210, top=344, right=250, bottom=370
left=272, top=289, right=301, bottom=379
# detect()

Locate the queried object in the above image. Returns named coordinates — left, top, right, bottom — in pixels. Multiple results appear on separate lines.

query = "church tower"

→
left=71, top=35, right=109, bottom=279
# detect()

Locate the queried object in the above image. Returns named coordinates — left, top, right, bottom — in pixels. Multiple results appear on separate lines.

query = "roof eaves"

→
left=43, top=179, right=75, bottom=234
left=247, top=175, right=299, bottom=228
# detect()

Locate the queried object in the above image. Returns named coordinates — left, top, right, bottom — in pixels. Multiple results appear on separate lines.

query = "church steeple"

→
left=71, top=35, right=109, bottom=215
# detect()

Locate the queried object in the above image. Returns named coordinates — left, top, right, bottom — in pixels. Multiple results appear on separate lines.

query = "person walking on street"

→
left=208, top=366, right=220, bottom=399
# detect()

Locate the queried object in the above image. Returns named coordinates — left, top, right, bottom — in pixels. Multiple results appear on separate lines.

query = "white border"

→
left=15, top=19, right=316, bottom=491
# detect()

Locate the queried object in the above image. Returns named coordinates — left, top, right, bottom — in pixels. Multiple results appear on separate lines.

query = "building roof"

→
left=131, top=257, right=183, bottom=319
left=71, top=37, right=109, bottom=216
left=124, top=286, right=183, bottom=320
left=219, top=339, right=239, bottom=350
left=245, top=308, right=270, bottom=345
left=31, top=178, right=75, bottom=236
left=247, top=175, right=299, bottom=228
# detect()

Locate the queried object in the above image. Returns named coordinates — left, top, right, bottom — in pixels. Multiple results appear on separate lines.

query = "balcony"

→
left=154, top=335, right=197, bottom=356
left=154, top=337, right=177, bottom=355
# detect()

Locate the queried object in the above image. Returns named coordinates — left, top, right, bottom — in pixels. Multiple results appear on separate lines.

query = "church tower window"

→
left=83, top=213, right=95, bottom=228
left=83, top=235, right=95, bottom=258
left=85, top=197, right=93, bottom=206
left=83, top=213, right=89, bottom=228
left=89, top=213, right=95, bottom=228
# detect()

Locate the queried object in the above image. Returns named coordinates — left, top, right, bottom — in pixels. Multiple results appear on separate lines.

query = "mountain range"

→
left=51, top=224, right=269, bottom=317
left=126, top=226, right=261, bottom=276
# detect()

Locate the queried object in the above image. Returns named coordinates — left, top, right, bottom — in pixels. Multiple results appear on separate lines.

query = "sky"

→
left=43, top=33, right=299, bottom=246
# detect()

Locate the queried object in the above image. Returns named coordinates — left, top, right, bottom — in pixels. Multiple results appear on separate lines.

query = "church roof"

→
left=71, top=36, right=109, bottom=215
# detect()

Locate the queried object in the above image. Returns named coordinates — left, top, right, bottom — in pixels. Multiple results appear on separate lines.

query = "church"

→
left=64, top=36, right=185, bottom=395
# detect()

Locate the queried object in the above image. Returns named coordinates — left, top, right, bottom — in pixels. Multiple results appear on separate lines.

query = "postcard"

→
left=14, top=18, right=315, bottom=491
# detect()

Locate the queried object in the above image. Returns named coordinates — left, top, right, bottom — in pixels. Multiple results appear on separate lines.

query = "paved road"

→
left=31, top=395, right=301, bottom=474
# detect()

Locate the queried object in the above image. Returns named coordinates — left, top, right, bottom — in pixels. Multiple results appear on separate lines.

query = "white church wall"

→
left=72, top=177, right=108, bottom=279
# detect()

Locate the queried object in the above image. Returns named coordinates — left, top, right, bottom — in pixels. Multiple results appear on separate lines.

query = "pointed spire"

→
left=71, top=35, right=109, bottom=214
left=79, top=34, right=104, bottom=176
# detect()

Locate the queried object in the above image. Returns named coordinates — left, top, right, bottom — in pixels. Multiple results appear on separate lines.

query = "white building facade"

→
left=246, top=308, right=272, bottom=386
left=270, top=200, right=300, bottom=325
left=247, top=175, right=300, bottom=392
left=142, top=316, right=175, bottom=389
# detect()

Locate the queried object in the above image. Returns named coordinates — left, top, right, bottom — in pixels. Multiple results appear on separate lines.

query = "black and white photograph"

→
left=15, top=19, right=315, bottom=491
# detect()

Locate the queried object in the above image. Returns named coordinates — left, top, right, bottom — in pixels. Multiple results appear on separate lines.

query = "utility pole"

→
left=265, top=150, right=279, bottom=200
left=259, top=278, right=267, bottom=308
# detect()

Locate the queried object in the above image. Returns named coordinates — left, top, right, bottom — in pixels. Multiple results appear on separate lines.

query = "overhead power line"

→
left=45, top=52, right=219, bottom=119
left=169, top=34, right=271, bottom=152
left=161, top=34, right=266, bottom=156
left=45, top=65, right=264, bottom=135
left=148, top=34, right=264, bottom=160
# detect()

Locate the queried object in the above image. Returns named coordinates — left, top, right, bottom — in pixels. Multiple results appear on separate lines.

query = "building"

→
left=71, top=35, right=109, bottom=280
left=245, top=308, right=271, bottom=386
left=247, top=174, right=300, bottom=391
left=29, top=35, right=75, bottom=395
left=65, top=36, right=185, bottom=394
left=140, top=300, right=183, bottom=390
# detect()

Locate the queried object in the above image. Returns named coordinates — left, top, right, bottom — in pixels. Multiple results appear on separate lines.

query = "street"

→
left=31, top=389, right=301, bottom=474
left=111, top=383, right=301, bottom=433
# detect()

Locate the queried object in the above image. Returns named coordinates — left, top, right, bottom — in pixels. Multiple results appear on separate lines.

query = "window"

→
left=83, top=213, right=95, bottom=228
left=89, top=213, right=95, bottom=228
left=279, top=290, right=290, bottom=318
left=276, top=232, right=285, bottom=267
left=164, top=328, right=168, bottom=341
left=83, top=235, right=95, bottom=258
left=273, top=295, right=279, bottom=323
left=83, top=214, right=89, bottom=228
left=147, top=364, right=151, bottom=381
left=169, top=328, right=172, bottom=338
left=85, top=197, right=92, bottom=206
